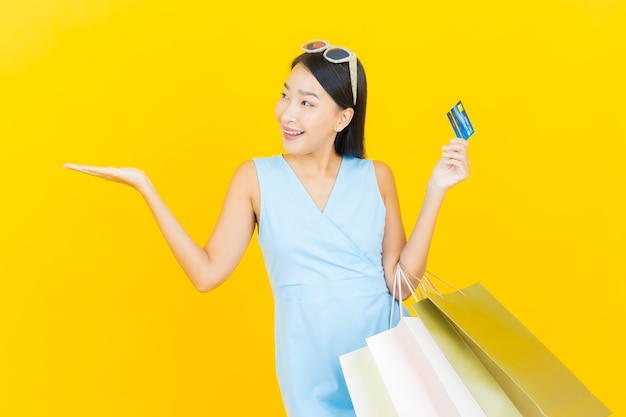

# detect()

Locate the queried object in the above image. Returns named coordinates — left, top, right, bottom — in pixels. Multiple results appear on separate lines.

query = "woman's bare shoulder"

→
left=372, top=160, right=396, bottom=187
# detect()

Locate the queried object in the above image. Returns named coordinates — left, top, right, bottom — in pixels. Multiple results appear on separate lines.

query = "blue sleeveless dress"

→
left=253, top=155, right=404, bottom=417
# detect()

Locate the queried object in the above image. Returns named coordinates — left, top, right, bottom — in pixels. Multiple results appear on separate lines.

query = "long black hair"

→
left=291, top=51, right=367, bottom=158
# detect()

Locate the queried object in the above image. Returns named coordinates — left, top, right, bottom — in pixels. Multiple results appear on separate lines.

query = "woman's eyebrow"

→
left=283, top=83, right=319, bottom=99
left=299, top=89, right=319, bottom=99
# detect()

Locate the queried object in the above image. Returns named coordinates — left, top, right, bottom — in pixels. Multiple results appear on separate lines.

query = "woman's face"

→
left=275, top=63, right=352, bottom=156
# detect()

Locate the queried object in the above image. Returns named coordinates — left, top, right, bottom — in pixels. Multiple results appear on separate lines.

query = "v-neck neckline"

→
left=281, top=154, right=345, bottom=214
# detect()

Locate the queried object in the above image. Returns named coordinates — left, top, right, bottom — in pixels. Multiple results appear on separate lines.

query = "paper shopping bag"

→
left=339, top=346, right=399, bottom=417
left=340, top=316, right=487, bottom=417
left=413, top=282, right=611, bottom=417
left=413, top=298, right=523, bottom=417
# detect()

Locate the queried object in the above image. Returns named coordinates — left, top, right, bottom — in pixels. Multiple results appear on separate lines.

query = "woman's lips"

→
left=282, top=127, right=303, bottom=140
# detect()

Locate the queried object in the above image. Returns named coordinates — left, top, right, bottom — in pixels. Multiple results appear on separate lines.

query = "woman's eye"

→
left=280, top=92, right=288, bottom=99
left=302, top=101, right=313, bottom=107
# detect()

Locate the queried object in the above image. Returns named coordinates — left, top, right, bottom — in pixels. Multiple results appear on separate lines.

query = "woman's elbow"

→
left=191, top=272, right=227, bottom=293
left=194, top=283, right=214, bottom=293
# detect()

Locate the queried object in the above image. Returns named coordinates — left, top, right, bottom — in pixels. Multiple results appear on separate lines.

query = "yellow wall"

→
left=1, top=0, right=624, bottom=415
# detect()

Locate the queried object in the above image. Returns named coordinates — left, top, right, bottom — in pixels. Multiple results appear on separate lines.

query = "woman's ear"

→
left=336, top=108, right=355, bottom=132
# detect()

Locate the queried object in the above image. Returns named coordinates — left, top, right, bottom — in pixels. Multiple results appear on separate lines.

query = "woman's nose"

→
left=279, top=100, right=298, bottom=123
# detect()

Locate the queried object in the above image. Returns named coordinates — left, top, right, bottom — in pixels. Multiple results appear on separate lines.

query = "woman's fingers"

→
left=64, top=164, right=149, bottom=190
left=443, top=138, right=469, bottom=161
left=64, top=164, right=121, bottom=182
left=64, top=163, right=111, bottom=177
left=442, top=138, right=468, bottom=153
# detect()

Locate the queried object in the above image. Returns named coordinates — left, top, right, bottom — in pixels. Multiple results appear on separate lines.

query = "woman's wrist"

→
left=425, top=179, right=448, bottom=202
left=135, top=175, right=155, bottom=196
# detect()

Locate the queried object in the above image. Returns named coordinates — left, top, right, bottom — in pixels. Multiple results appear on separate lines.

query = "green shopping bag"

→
left=412, top=280, right=611, bottom=417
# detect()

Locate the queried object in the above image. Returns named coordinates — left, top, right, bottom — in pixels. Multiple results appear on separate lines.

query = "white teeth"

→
left=284, top=130, right=302, bottom=136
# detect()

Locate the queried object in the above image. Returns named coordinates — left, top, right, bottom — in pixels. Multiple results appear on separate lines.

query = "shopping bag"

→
left=338, top=345, right=399, bottom=417
left=413, top=281, right=612, bottom=417
left=339, top=265, right=487, bottom=417
left=340, top=317, right=487, bottom=417
left=389, top=266, right=523, bottom=417
left=413, top=298, right=522, bottom=417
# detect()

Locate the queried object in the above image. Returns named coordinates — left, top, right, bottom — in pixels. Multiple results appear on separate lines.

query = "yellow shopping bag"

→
left=413, top=281, right=611, bottom=417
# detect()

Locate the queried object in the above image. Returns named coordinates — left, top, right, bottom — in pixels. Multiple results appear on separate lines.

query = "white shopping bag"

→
left=339, top=264, right=487, bottom=417
left=338, top=345, right=399, bottom=417
left=340, top=316, right=487, bottom=417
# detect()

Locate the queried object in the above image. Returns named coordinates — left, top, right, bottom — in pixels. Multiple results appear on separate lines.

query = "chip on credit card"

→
left=446, top=101, right=474, bottom=140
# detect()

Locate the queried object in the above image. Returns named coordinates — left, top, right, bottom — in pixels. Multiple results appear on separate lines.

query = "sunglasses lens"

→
left=324, top=47, right=351, bottom=61
left=303, top=40, right=328, bottom=51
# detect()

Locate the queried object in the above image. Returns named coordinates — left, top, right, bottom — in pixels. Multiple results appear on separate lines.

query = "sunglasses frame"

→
left=302, top=40, right=358, bottom=106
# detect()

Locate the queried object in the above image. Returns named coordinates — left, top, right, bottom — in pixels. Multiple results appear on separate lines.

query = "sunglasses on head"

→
left=302, top=40, right=358, bottom=106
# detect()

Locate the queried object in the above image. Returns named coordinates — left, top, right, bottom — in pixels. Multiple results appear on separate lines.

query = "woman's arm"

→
left=376, top=138, right=469, bottom=299
left=375, top=160, right=407, bottom=297
left=64, top=161, right=259, bottom=292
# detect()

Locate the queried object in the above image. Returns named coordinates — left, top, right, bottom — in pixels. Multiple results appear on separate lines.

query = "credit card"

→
left=446, top=101, right=474, bottom=140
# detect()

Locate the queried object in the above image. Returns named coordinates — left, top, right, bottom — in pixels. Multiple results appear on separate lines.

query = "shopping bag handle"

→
left=390, top=264, right=465, bottom=328
left=423, top=269, right=465, bottom=297
left=389, top=263, right=422, bottom=328
left=390, top=264, right=412, bottom=327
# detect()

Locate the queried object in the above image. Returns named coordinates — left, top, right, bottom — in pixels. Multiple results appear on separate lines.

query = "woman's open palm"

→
left=64, top=164, right=149, bottom=190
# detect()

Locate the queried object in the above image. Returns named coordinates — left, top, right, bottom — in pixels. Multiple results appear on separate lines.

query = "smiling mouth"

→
left=283, top=129, right=303, bottom=137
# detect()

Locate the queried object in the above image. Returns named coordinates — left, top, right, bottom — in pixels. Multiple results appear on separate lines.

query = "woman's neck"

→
left=283, top=151, right=342, bottom=178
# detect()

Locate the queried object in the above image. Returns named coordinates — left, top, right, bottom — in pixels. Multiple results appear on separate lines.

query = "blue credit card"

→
left=446, top=101, right=474, bottom=140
